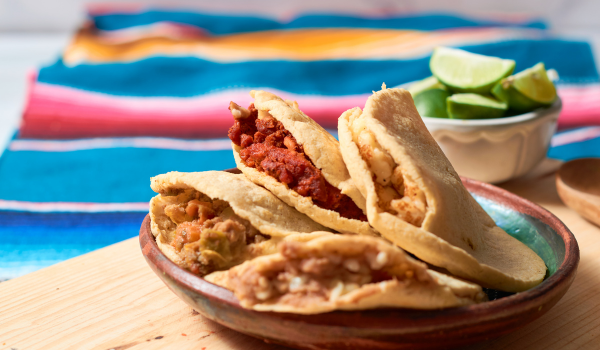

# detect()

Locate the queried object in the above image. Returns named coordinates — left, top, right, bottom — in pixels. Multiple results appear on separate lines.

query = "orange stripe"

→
left=63, top=27, right=541, bottom=65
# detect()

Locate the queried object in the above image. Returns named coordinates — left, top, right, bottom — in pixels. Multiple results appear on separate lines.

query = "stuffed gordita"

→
left=150, top=171, right=329, bottom=276
left=206, top=235, right=486, bottom=314
left=338, top=86, right=546, bottom=292
left=228, top=90, right=377, bottom=236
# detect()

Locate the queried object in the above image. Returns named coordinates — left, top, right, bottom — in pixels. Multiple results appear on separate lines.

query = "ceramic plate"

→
left=140, top=171, right=578, bottom=350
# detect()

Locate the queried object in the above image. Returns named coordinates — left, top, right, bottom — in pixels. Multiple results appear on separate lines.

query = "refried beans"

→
left=228, top=103, right=366, bottom=221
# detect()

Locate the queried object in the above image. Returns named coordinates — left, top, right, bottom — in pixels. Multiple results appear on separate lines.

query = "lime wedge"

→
left=408, top=76, right=446, bottom=96
left=491, top=62, right=557, bottom=113
left=430, top=47, right=515, bottom=94
left=447, top=93, right=507, bottom=119
left=408, top=76, right=450, bottom=118
left=414, top=89, right=451, bottom=118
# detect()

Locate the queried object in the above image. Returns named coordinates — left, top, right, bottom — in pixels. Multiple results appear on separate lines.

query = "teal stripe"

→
left=0, top=148, right=236, bottom=203
left=548, top=135, right=600, bottom=161
left=39, top=40, right=597, bottom=97
left=92, top=11, right=546, bottom=34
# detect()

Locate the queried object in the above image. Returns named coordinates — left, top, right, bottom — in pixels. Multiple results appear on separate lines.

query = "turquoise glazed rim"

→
left=475, top=195, right=560, bottom=277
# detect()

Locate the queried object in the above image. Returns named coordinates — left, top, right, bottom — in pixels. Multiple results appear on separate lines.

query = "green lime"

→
left=491, top=62, right=557, bottom=113
left=430, top=47, right=515, bottom=94
left=414, top=89, right=451, bottom=118
left=408, top=76, right=450, bottom=118
left=447, top=93, right=507, bottom=119
left=408, top=76, right=446, bottom=96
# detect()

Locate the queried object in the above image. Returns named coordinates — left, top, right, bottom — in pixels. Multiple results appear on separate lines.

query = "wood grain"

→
left=556, top=159, right=600, bottom=227
left=0, top=238, right=286, bottom=350
left=1, top=172, right=599, bottom=350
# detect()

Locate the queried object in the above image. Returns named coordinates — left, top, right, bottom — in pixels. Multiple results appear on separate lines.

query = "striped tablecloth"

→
left=1, top=8, right=598, bottom=280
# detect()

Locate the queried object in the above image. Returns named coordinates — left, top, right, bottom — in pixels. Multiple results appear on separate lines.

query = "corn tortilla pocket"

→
left=150, top=171, right=329, bottom=276
left=228, top=90, right=377, bottom=236
left=206, top=235, right=486, bottom=314
left=337, top=86, right=546, bottom=292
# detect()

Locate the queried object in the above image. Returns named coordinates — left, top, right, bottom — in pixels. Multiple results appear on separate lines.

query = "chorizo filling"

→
left=350, top=116, right=427, bottom=227
left=228, top=240, right=431, bottom=308
left=161, top=189, right=270, bottom=276
left=228, top=102, right=366, bottom=222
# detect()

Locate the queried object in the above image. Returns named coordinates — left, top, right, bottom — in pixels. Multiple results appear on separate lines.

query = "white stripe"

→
left=0, top=199, right=148, bottom=213
left=96, top=22, right=206, bottom=45
left=551, top=127, right=600, bottom=147
left=9, top=137, right=233, bottom=152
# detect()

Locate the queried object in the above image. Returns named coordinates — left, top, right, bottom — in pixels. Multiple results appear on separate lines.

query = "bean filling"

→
left=229, top=241, right=431, bottom=308
left=162, top=189, right=269, bottom=276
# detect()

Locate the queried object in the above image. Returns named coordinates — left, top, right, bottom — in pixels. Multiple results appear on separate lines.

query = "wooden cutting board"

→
left=1, top=173, right=600, bottom=350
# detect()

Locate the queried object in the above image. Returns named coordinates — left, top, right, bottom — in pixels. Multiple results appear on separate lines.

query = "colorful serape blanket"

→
left=1, top=8, right=599, bottom=280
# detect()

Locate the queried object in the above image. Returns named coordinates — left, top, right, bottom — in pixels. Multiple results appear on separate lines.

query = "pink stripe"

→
left=20, top=82, right=600, bottom=139
left=87, top=4, right=147, bottom=16
left=556, top=85, right=600, bottom=130
left=21, top=83, right=369, bottom=139
left=0, top=199, right=148, bottom=212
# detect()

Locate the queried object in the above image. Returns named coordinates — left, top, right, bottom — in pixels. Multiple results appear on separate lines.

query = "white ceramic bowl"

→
left=422, top=98, right=561, bottom=184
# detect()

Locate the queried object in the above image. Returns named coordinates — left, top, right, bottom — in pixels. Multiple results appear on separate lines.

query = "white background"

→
left=1, top=0, right=599, bottom=150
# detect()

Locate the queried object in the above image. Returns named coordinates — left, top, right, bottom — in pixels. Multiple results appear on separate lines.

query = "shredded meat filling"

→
left=228, top=102, right=366, bottom=221
left=350, top=117, right=427, bottom=226
left=231, top=241, right=428, bottom=307
left=163, top=191, right=269, bottom=276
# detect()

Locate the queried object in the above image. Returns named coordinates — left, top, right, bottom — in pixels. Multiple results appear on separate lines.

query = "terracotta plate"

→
left=140, top=169, right=579, bottom=350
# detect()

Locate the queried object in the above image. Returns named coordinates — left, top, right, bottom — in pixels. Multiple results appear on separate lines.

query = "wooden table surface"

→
left=1, top=172, right=600, bottom=350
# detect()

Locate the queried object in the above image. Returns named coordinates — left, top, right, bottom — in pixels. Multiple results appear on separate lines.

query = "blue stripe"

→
left=0, top=148, right=235, bottom=203
left=92, top=11, right=546, bottom=34
left=0, top=211, right=146, bottom=227
left=548, top=135, right=600, bottom=161
left=0, top=211, right=145, bottom=279
left=39, top=40, right=598, bottom=97
left=2, top=136, right=595, bottom=204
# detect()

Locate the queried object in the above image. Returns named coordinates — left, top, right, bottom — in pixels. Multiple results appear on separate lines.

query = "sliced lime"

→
left=408, top=76, right=450, bottom=118
left=430, top=47, right=515, bottom=94
left=447, top=93, right=507, bottom=119
left=491, top=62, right=557, bottom=113
left=414, top=89, right=451, bottom=118
left=408, top=76, right=446, bottom=96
